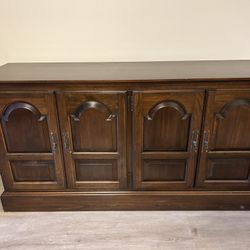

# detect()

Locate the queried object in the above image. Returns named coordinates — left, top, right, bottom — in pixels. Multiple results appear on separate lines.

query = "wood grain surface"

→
left=1, top=61, right=250, bottom=82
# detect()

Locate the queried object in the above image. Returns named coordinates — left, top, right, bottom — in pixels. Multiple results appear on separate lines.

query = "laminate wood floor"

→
left=0, top=176, right=249, bottom=250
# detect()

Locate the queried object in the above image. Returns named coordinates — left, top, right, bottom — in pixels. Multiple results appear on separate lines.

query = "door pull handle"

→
left=203, top=130, right=210, bottom=152
left=62, top=132, right=71, bottom=153
left=50, top=132, right=58, bottom=154
left=192, top=130, right=199, bottom=153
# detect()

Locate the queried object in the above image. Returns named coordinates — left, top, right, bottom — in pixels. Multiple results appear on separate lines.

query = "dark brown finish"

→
left=75, top=160, right=118, bottom=181
left=142, top=160, right=186, bottom=181
left=215, top=99, right=250, bottom=120
left=0, top=61, right=250, bottom=211
left=1, top=61, right=250, bottom=82
left=56, top=92, right=127, bottom=190
left=2, top=108, right=51, bottom=153
left=2, top=102, right=46, bottom=122
left=196, top=90, right=250, bottom=190
left=70, top=100, right=116, bottom=122
left=145, top=100, right=190, bottom=121
left=11, top=160, right=55, bottom=182
left=0, top=92, right=65, bottom=191
left=133, top=91, right=204, bottom=190
left=2, top=191, right=250, bottom=211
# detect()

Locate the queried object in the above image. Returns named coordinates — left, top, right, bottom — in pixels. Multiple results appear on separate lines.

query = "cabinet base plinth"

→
left=1, top=191, right=250, bottom=211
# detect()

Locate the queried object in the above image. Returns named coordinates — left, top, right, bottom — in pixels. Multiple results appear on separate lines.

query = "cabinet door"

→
left=196, top=90, right=250, bottom=190
left=57, top=92, right=127, bottom=190
left=133, top=90, right=204, bottom=190
left=0, top=92, right=65, bottom=191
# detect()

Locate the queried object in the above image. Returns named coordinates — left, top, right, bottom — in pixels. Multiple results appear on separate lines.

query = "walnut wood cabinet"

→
left=0, top=61, right=250, bottom=211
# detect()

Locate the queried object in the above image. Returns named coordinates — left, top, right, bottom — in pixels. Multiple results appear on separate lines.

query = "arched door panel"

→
left=213, top=103, right=250, bottom=150
left=71, top=107, right=117, bottom=152
left=143, top=104, right=191, bottom=151
left=0, top=93, right=65, bottom=191
left=196, top=90, right=250, bottom=190
left=56, top=92, right=127, bottom=191
left=2, top=105, right=51, bottom=153
left=133, top=90, right=204, bottom=190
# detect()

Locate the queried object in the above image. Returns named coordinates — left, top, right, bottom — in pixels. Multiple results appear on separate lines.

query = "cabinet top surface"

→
left=0, top=60, right=250, bottom=82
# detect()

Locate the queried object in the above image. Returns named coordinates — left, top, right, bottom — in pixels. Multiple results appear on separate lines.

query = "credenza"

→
left=0, top=61, right=250, bottom=211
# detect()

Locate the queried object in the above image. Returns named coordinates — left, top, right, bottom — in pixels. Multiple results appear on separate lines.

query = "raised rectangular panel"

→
left=143, top=108, right=190, bottom=151
left=11, top=160, right=55, bottom=182
left=142, top=160, right=186, bottom=181
left=2, top=105, right=51, bottom=153
left=206, top=158, right=250, bottom=180
left=75, top=160, right=118, bottom=181
left=213, top=106, right=250, bottom=150
left=71, top=109, right=117, bottom=152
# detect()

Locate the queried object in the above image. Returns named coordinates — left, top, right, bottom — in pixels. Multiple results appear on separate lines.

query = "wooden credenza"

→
left=0, top=61, right=250, bottom=211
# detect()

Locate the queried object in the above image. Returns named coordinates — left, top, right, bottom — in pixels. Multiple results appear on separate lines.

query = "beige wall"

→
left=0, top=0, right=250, bottom=66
